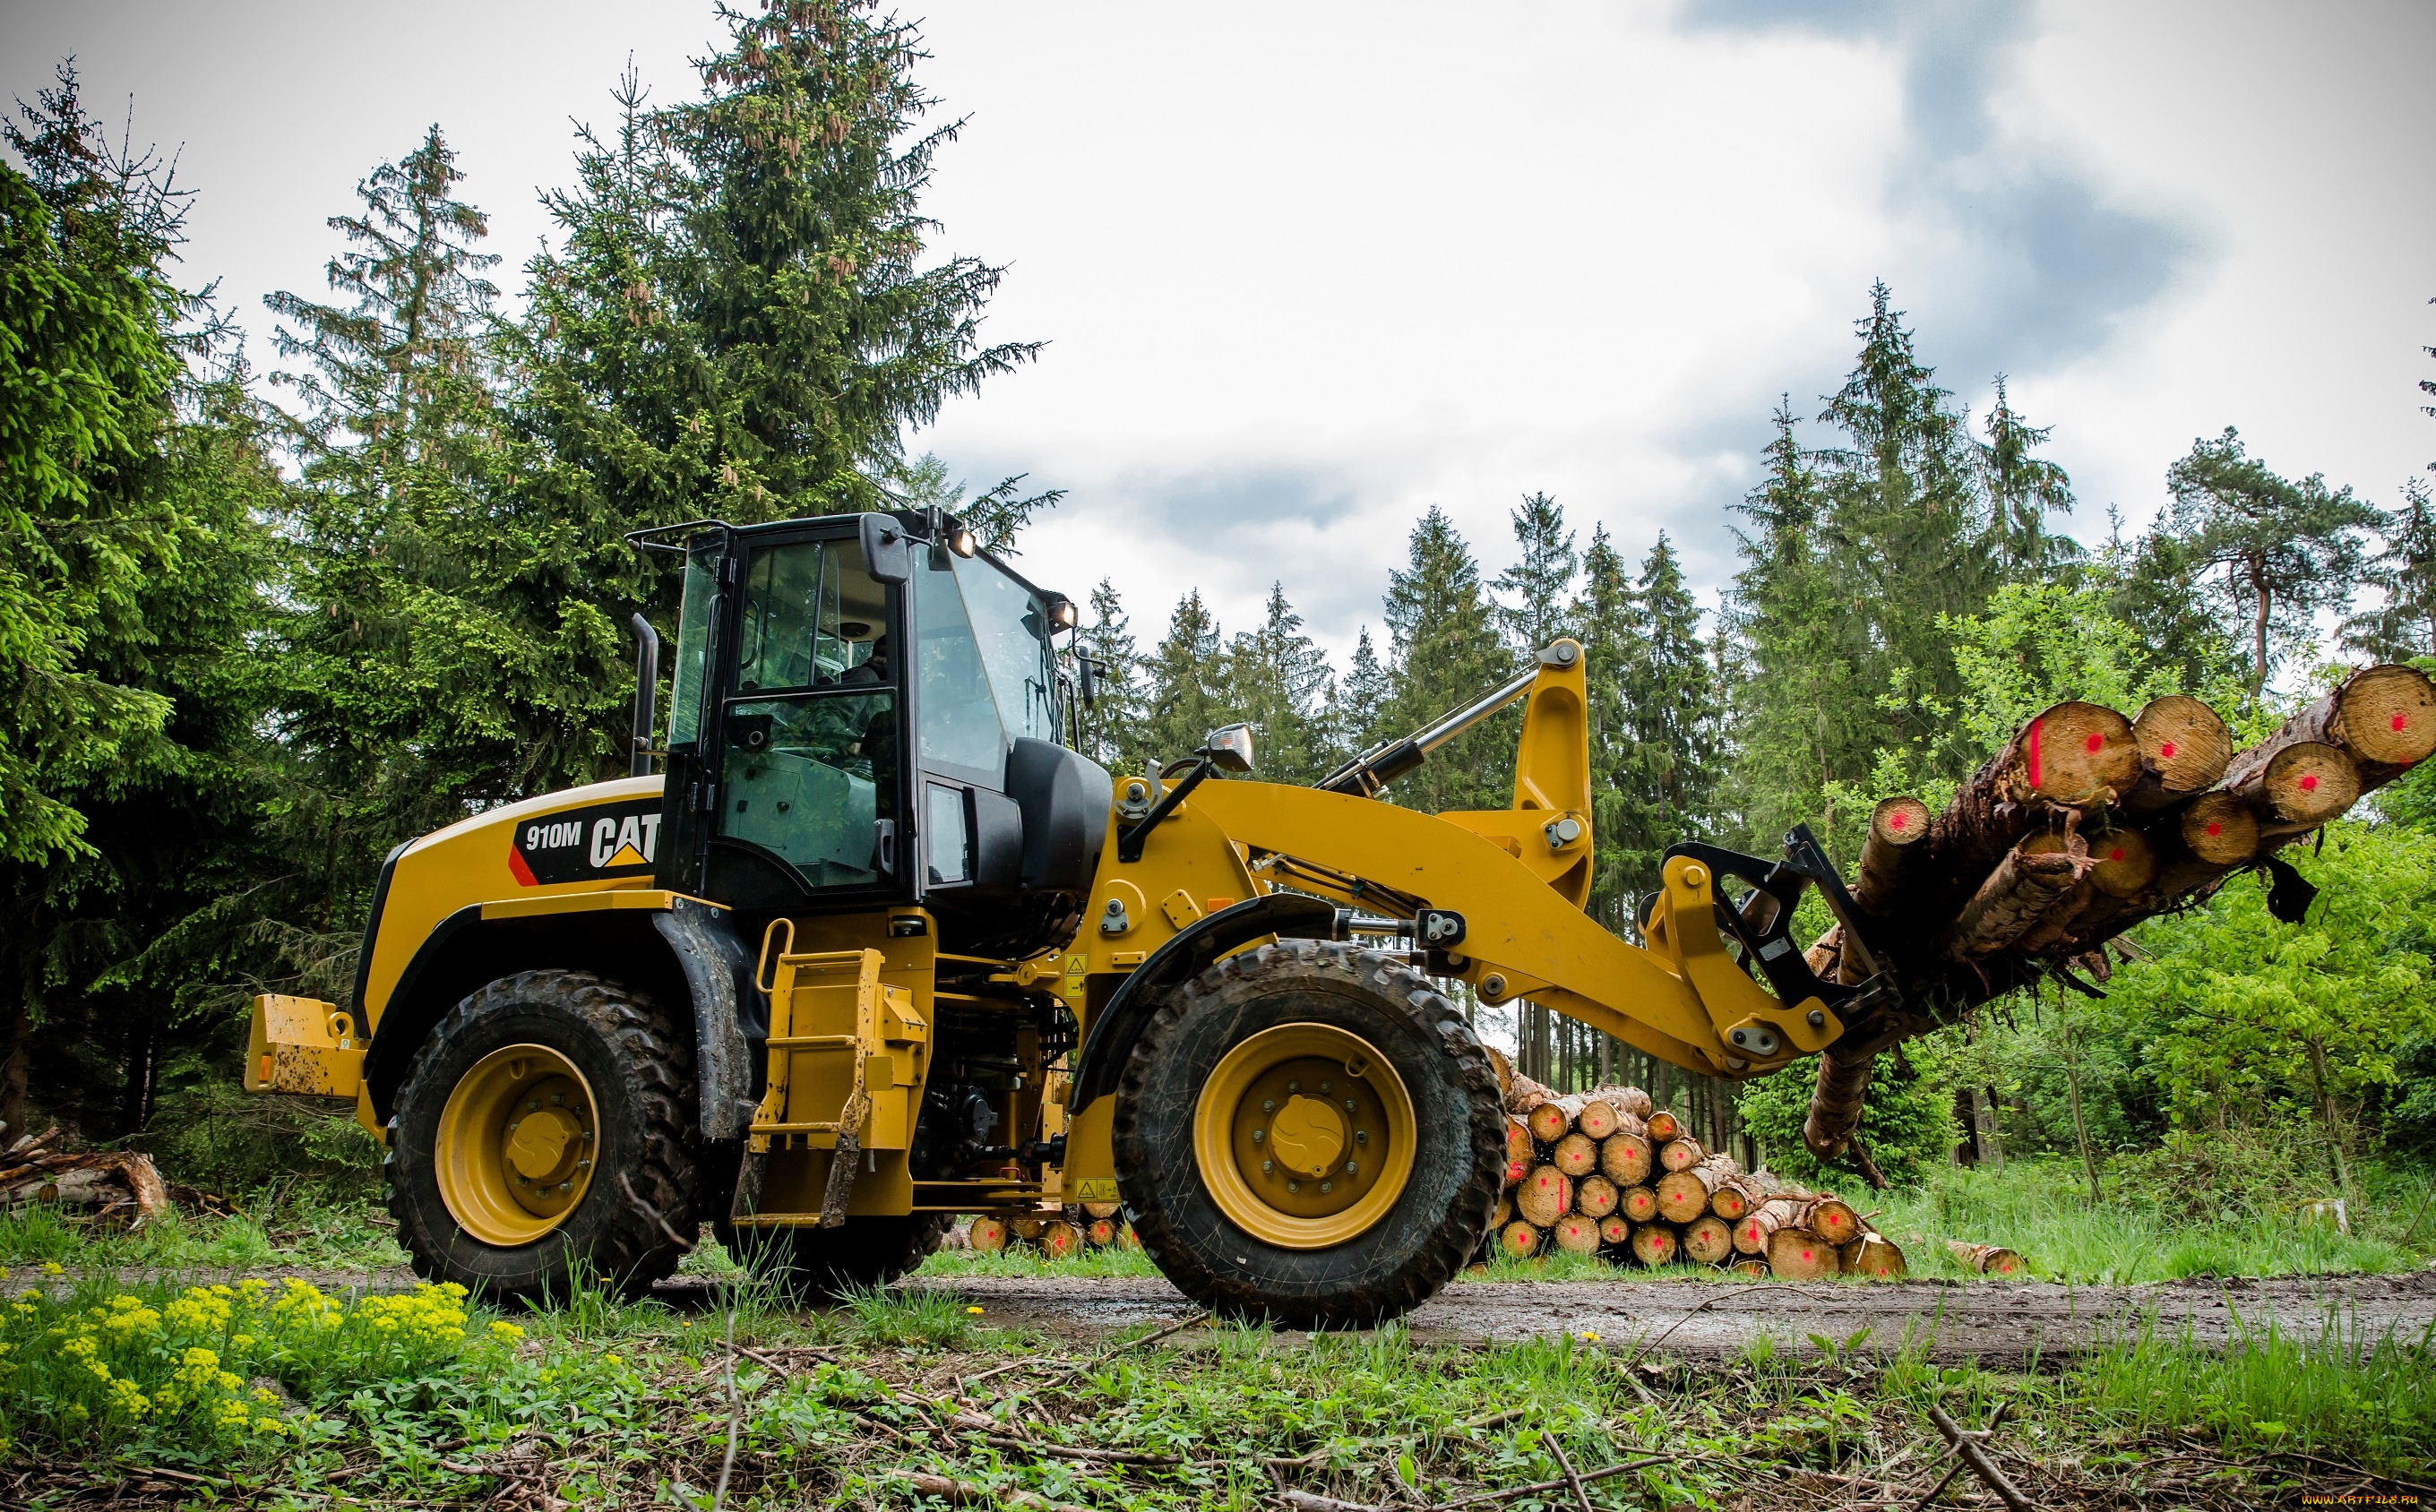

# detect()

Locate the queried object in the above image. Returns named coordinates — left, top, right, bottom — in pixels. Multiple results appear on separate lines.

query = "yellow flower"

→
left=603, top=1353, right=624, bottom=1366
left=40, top=1262, right=63, bottom=1276
left=1579, top=1330, right=1600, bottom=1343
left=966, top=1305, right=985, bottom=1315
left=488, top=1320, right=524, bottom=1342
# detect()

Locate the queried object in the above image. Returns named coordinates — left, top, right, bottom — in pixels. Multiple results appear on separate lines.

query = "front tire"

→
left=1113, top=939, right=1504, bottom=1329
left=388, top=969, right=700, bottom=1302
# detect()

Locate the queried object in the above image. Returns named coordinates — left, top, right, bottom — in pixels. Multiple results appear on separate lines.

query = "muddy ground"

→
left=99, top=1262, right=2436, bottom=1366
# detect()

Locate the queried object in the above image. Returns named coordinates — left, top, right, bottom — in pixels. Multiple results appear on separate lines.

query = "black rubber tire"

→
left=387, top=969, right=701, bottom=1303
left=1112, top=939, right=1505, bottom=1329
left=717, top=1213, right=954, bottom=1296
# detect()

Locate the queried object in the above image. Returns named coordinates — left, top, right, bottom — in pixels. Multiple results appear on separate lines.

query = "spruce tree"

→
left=1491, top=491, right=1577, bottom=660
left=1975, top=375, right=2078, bottom=577
left=1616, top=534, right=1721, bottom=881
left=1571, top=526, right=1647, bottom=927
left=2164, top=427, right=2383, bottom=704
left=1330, top=627, right=1393, bottom=758
left=1383, top=507, right=1508, bottom=812
left=1072, top=579, right=1145, bottom=773
left=2347, top=479, right=2436, bottom=661
left=1224, top=584, right=1336, bottom=784
left=1141, top=591, right=1224, bottom=764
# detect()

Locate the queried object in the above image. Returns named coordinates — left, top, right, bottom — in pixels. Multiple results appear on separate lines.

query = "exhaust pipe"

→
left=629, top=613, right=659, bottom=777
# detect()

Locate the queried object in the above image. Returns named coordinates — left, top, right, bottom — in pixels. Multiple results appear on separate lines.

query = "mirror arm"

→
left=1117, top=757, right=1212, bottom=863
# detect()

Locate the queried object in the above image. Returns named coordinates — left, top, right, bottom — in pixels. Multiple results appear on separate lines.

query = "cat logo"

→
left=509, top=797, right=663, bottom=886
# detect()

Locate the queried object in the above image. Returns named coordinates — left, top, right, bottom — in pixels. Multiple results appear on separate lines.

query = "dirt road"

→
left=908, top=1267, right=2436, bottom=1366
left=94, top=1263, right=2436, bottom=1365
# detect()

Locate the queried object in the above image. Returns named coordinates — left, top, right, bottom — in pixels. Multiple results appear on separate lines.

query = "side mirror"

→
left=1202, top=723, right=1255, bottom=775
left=860, top=513, right=912, bottom=584
left=1075, top=655, right=1101, bottom=709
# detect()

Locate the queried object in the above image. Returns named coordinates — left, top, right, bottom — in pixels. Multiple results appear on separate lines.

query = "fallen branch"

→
left=1924, top=1399, right=2032, bottom=1512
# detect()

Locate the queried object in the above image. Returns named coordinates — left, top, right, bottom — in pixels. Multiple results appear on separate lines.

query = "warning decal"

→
left=509, top=797, right=664, bottom=887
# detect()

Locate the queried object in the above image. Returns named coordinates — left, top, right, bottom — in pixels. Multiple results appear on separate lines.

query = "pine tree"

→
left=1330, top=627, right=1393, bottom=759
left=1383, top=507, right=1509, bottom=812
left=1141, top=591, right=1224, bottom=764
left=2164, top=427, right=2383, bottom=704
left=1975, top=375, right=2078, bottom=577
left=1571, top=526, right=1647, bottom=930
left=1224, top=584, right=1335, bottom=784
left=1072, top=579, right=1144, bottom=773
left=2345, top=478, right=2436, bottom=662
left=1491, top=491, right=1577, bottom=661
left=1616, top=533, right=1721, bottom=883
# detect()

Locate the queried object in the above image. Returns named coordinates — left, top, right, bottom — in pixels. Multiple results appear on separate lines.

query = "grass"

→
left=4, top=1263, right=2425, bottom=1507
left=1867, top=1158, right=2434, bottom=1284
left=0, top=1201, right=408, bottom=1275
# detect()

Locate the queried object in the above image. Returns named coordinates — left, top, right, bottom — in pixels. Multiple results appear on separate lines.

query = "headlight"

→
left=948, top=527, right=977, bottom=557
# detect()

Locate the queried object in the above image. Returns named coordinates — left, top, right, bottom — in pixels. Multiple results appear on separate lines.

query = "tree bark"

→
left=1942, top=831, right=2086, bottom=959
left=1854, top=795, right=1932, bottom=916
left=1802, top=1048, right=1872, bottom=1160
left=1946, top=1240, right=2026, bottom=1276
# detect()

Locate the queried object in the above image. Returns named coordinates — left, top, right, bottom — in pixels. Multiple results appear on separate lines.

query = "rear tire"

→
left=387, top=969, right=700, bottom=1303
left=717, top=1213, right=953, bottom=1295
left=1113, top=939, right=1504, bottom=1329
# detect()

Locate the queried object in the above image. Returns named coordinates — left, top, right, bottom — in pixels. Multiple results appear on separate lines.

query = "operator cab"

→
left=650, top=511, right=1112, bottom=958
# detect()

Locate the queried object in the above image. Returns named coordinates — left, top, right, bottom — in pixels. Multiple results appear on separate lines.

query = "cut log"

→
left=1803, top=925, right=1845, bottom=980
left=1733, top=1198, right=1801, bottom=1255
left=1629, top=1223, right=1679, bottom=1267
left=1709, top=1165, right=1771, bottom=1223
left=1550, top=1131, right=1600, bottom=1179
left=1589, top=1083, right=1652, bottom=1121
left=968, top=1216, right=1009, bottom=1253
left=1643, top=1109, right=1682, bottom=1144
left=1803, top=1195, right=1863, bottom=1248
left=1484, top=1044, right=1516, bottom=1106
left=1854, top=795, right=1932, bottom=917
left=1574, top=1173, right=1620, bottom=1220
left=1574, top=1088, right=1648, bottom=1141
left=1527, top=1094, right=1588, bottom=1146
left=1492, top=1191, right=1514, bottom=1228
left=2179, top=791, right=2261, bottom=864
left=2123, top=695, right=2234, bottom=810
left=1598, top=1131, right=1653, bottom=1187
left=2223, top=740, right=2359, bottom=831
left=1499, top=1220, right=1543, bottom=1260
left=1944, top=831, right=2086, bottom=959
left=1009, top=1216, right=1048, bottom=1241
left=1517, top=1165, right=1573, bottom=1228
left=1504, top=1071, right=1554, bottom=1118
left=1550, top=1213, right=1603, bottom=1255
left=1947, top=1240, right=2028, bottom=1277
left=2232, top=664, right=2436, bottom=798
left=1654, top=1171, right=1711, bottom=1224
left=1728, top=1258, right=1770, bottom=1280
left=1840, top=1232, right=1907, bottom=1279
left=2083, top=828, right=2158, bottom=899
left=1085, top=1216, right=1119, bottom=1249
left=1504, top=1117, right=1535, bottom=1183
left=1616, top=1184, right=1661, bottom=1224
left=1990, top=701, right=2143, bottom=808
left=1656, top=1136, right=1706, bottom=1174
left=1080, top=1199, right=1123, bottom=1220
left=1802, top=1049, right=1872, bottom=1160
left=1038, top=1220, right=1081, bottom=1260
left=1766, top=1228, right=1841, bottom=1280
left=1597, top=1214, right=1632, bottom=1249
left=1683, top=1215, right=1735, bottom=1266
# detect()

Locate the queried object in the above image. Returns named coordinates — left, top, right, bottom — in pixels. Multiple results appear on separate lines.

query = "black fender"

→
left=1067, top=893, right=1343, bottom=1120
left=360, top=895, right=762, bottom=1139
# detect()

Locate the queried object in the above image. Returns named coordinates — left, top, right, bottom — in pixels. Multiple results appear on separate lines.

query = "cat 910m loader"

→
left=244, top=508, right=1888, bottom=1327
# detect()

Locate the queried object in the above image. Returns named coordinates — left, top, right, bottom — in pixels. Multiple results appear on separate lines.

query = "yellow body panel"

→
left=358, top=776, right=670, bottom=1037
left=245, top=994, right=363, bottom=1098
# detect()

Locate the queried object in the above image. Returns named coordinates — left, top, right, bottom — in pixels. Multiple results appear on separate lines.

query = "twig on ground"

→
left=1924, top=1399, right=2030, bottom=1512
left=1540, top=1431, right=1596, bottom=1512
left=886, top=1468, right=1089, bottom=1512
left=1624, top=1285, right=1833, bottom=1362
left=1427, top=1452, right=1683, bottom=1510
left=1912, top=1399, right=2010, bottom=1511
left=710, top=1302, right=742, bottom=1512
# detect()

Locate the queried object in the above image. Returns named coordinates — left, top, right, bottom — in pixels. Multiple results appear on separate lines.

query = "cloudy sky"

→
left=6, top=0, right=2429, bottom=666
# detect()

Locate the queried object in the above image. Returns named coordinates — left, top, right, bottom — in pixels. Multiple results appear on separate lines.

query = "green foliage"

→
left=1736, top=1036, right=1959, bottom=1189
left=1384, top=505, right=1511, bottom=813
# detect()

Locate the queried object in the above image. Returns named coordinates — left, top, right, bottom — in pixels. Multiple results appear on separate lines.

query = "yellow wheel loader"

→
left=245, top=509, right=1891, bottom=1327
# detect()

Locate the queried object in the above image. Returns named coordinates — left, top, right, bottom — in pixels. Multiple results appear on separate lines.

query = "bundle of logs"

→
left=962, top=1203, right=1136, bottom=1259
left=1489, top=1076, right=1909, bottom=1280
left=0, top=1125, right=171, bottom=1228
left=1802, top=664, right=2436, bottom=1162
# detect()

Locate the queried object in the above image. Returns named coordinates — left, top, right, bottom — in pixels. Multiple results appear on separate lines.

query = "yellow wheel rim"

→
left=1193, top=1023, right=1416, bottom=1250
left=435, top=1044, right=599, bottom=1248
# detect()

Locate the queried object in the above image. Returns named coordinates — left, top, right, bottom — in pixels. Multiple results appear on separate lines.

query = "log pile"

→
left=960, top=1203, right=1136, bottom=1259
left=0, top=1126, right=170, bottom=1228
left=1804, top=666, right=2436, bottom=1160
left=1491, top=1076, right=1911, bottom=1280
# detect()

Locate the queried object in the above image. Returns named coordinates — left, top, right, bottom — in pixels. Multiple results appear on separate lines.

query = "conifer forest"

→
left=2, top=2, right=2432, bottom=1506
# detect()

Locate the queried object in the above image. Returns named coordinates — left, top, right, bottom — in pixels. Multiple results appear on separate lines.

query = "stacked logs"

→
left=963, top=1202, right=1135, bottom=1259
left=0, top=1125, right=170, bottom=1227
left=1491, top=1076, right=1909, bottom=1280
left=1803, top=665, right=2436, bottom=1160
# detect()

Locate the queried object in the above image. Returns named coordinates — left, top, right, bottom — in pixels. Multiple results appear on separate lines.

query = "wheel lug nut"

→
left=1344, top=1099, right=1356, bottom=1112
left=1287, top=1180, right=1299, bottom=1193
left=1356, top=1130, right=1368, bottom=1144
left=1287, top=1081, right=1299, bottom=1093
left=1345, top=1162, right=1356, bottom=1173
left=1320, top=1181, right=1332, bottom=1193
left=1251, top=1130, right=1264, bottom=1143
left=1262, top=1100, right=1275, bottom=1113
left=527, top=1101, right=540, bottom=1112
left=1261, top=1160, right=1273, bottom=1173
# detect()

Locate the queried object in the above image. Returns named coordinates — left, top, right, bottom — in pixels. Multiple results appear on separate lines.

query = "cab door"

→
left=675, top=523, right=916, bottom=914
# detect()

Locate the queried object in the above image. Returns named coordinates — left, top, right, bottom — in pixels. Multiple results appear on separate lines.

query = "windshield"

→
left=951, top=552, right=1059, bottom=744
left=667, top=535, right=721, bottom=749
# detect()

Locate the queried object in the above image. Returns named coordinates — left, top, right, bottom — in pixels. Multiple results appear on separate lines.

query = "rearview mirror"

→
left=860, top=513, right=912, bottom=584
left=1203, top=723, right=1255, bottom=774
